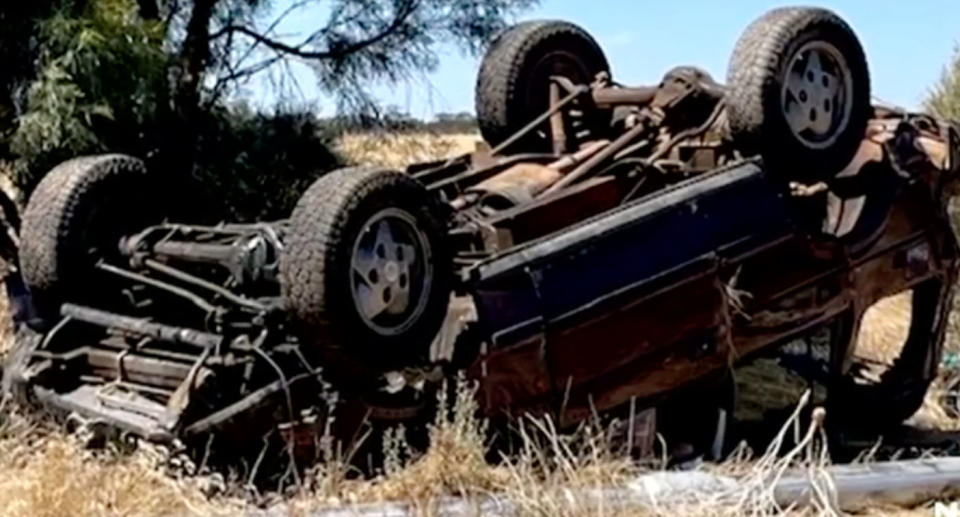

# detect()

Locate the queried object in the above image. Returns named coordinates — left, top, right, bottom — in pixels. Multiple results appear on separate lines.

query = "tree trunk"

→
left=136, top=0, right=159, bottom=20
left=175, top=0, right=217, bottom=122
left=155, top=0, right=218, bottom=219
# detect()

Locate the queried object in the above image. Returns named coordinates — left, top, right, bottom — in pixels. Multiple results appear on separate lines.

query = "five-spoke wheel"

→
left=350, top=208, right=433, bottom=336
left=281, top=166, right=451, bottom=367
left=727, top=7, right=871, bottom=181
left=781, top=41, right=854, bottom=150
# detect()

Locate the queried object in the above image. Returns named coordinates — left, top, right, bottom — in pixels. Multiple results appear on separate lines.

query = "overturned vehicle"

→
left=3, top=7, right=960, bottom=455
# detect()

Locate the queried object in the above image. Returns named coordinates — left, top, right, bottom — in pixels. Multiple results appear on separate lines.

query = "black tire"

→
left=726, top=7, right=871, bottom=181
left=19, top=155, right=153, bottom=323
left=834, top=369, right=931, bottom=431
left=280, top=167, right=451, bottom=367
left=476, top=20, right=611, bottom=152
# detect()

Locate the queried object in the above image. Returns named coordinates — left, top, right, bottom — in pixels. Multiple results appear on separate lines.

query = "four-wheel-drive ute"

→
left=3, top=7, right=960, bottom=452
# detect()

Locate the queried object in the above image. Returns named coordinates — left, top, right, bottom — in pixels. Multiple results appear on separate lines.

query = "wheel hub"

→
left=383, top=261, right=400, bottom=283
left=350, top=208, right=433, bottom=335
left=780, top=40, right=854, bottom=149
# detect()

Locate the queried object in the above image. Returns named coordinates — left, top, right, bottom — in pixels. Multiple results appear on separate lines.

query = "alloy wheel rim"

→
left=350, top=208, right=433, bottom=336
left=780, top=40, right=854, bottom=150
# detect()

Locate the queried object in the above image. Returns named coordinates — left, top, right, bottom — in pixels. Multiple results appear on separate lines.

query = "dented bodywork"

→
left=462, top=111, right=960, bottom=426
left=1, top=12, right=959, bottom=450
left=4, top=109, right=956, bottom=448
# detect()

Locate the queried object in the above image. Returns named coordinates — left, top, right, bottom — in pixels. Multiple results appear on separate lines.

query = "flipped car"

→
left=3, top=7, right=959, bottom=453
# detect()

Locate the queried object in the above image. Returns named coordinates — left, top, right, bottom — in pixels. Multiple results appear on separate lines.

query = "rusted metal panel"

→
left=485, top=176, right=627, bottom=245
left=469, top=335, right=554, bottom=417
left=546, top=262, right=723, bottom=387
left=470, top=160, right=791, bottom=352
left=467, top=114, right=960, bottom=431
left=549, top=272, right=728, bottom=423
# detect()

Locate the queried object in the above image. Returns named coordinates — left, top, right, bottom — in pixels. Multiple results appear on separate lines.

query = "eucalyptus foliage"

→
left=1, top=0, right=537, bottom=219
left=10, top=0, right=167, bottom=189
left=203, top=0, right=539, bottom=111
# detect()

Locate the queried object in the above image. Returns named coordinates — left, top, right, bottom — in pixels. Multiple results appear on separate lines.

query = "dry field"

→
left=0, top=137, right=957, bottom=516
left=855, top=291, right=914, bottom=365
left=335, top=131, right=482, bottom=169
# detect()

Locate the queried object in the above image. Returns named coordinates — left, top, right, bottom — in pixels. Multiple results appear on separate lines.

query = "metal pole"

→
left=491, top=85, right=588, bottom=156
left=143, top=258, right=268, bottom=313
left=96, top=261, right=218, bottom=314
left=61, top=303, right=223, bottom=349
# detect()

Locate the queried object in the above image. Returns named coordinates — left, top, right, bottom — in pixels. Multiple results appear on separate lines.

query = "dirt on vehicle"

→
left=1, top=5, right=959, bottom=483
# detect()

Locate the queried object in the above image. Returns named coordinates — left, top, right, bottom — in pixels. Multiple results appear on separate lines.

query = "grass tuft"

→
left=0, top=412, right=229, bottom=517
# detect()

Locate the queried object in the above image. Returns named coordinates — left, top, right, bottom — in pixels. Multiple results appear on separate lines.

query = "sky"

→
left=248, top=0, right=959, bottom=118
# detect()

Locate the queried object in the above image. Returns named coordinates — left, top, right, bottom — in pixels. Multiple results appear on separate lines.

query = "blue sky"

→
left=249, top=0, right=959, bottom=118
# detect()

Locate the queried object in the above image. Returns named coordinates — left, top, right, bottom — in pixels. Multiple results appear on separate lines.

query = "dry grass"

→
left=289, top=377, right=515, bottom=511
left=336, top=131, right=481, bottom=169
left=0, top=294, right=11, bottom=359
left=275, top=377, right=813, bottom=516
left=854, top=291, right=913, bottom=365
left=0, top=415, right=229, bottom=517
left=0, top=312, right=949, bottom=517
left=0, top=262, right=227, bottom=516
left=288, top=378, right=819, bottom=516
left=0, top=162, right=15, bottom=360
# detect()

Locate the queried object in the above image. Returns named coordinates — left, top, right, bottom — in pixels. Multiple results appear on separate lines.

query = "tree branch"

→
left=211, top=0, right=418, bottom=61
